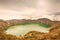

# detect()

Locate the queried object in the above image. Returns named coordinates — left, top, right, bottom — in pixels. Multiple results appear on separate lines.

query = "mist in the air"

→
left=0, top=0, right=60, bottom=20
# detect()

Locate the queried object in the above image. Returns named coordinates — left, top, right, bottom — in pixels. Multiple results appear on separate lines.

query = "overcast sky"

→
left=0, top=0, right=60, bottom=20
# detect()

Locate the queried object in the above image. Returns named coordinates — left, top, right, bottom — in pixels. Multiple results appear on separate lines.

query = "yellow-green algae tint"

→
left=6, top=23, right=51, bottom=37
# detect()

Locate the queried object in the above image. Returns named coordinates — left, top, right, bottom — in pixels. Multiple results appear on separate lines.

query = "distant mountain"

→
left=37, top=18, right=52, bottom=25
left=6, top=18, right=52, bottom=26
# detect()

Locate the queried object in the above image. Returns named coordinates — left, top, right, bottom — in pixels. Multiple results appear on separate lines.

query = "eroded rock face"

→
left=19, top=23, right=60, bottom=40
left=0, top=18, right=52, bottom=30
left=0, top=20, right=9, bottom=30
left=0, top=18, right=60, bottom=40
left=6, top=19, right=26, bottom=26
left=19, top=31, right=46, bottom=40
left=6, top=18, right=52, bottom=25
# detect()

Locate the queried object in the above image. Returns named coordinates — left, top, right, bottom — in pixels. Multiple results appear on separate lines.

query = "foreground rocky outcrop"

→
left=19, top=23, right=60, bottom=40
left=0, top=18, right=60, bottom=40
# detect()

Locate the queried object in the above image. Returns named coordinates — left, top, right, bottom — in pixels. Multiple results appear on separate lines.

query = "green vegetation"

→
left=14, top=22, right=51, bottom=28
left=6, top=22, right=51, bottom=36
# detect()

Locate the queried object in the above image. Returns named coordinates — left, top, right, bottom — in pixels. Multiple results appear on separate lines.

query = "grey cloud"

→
left=0, top=0, right=37, bottom=8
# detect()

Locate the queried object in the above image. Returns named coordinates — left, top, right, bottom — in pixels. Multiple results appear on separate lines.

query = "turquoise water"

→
left=6, top=24, right=50, bottom=37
